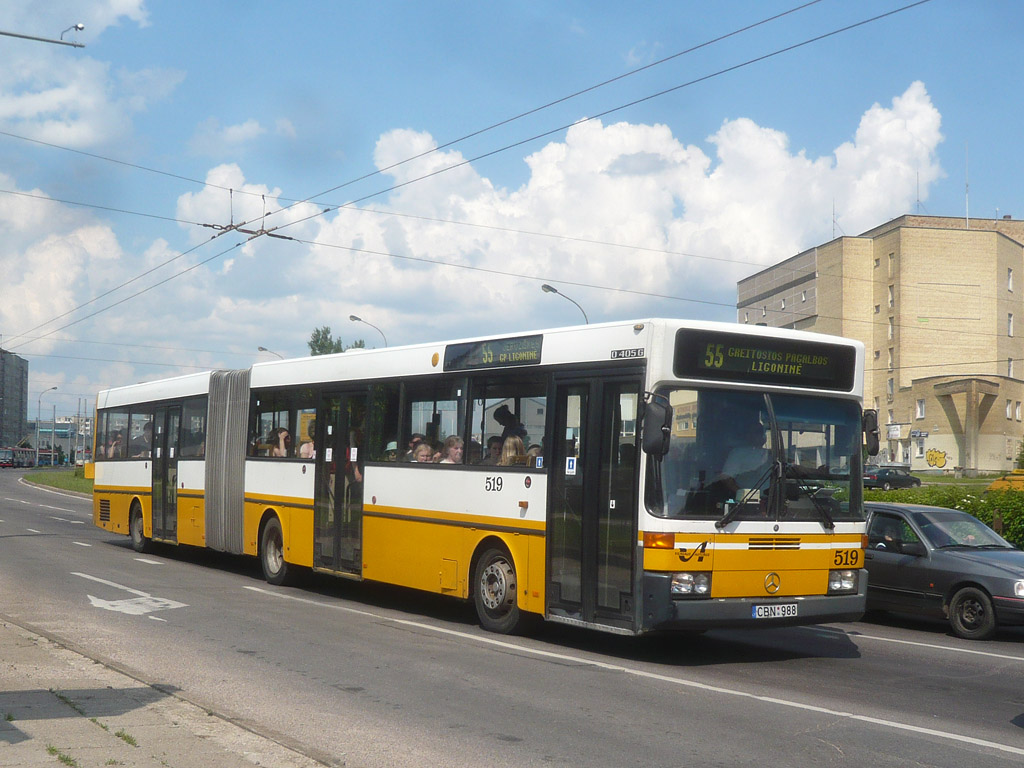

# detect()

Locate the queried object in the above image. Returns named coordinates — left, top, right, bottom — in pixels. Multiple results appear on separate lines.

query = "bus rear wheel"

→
left=129, top=504, right=150, bottom=553
left=260, top=516, right=290, bottom=586
left=473, top=547, right=524, bottom=634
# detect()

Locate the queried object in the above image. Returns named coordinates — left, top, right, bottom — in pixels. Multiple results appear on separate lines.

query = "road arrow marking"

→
left=73, top=572, right=187, bottom=616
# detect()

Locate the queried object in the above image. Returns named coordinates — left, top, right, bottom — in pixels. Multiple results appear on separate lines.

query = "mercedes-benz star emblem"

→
left=764, top=572, right=781, bottom=594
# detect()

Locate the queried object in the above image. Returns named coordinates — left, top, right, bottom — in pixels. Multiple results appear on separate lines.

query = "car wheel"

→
left=949, top=586, right=996, bottom=640
left=882, top=481, right=892, bottom=491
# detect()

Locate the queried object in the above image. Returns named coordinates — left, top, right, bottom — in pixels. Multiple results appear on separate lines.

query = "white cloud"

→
left=188, top=118, right=269, bottom=156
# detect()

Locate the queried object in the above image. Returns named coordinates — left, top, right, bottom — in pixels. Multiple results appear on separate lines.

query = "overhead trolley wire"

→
left=7, top=0, right=937, bottom=348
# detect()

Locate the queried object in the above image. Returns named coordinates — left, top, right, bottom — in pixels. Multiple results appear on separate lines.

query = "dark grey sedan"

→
left=864, top=502, right=1024, bottom=639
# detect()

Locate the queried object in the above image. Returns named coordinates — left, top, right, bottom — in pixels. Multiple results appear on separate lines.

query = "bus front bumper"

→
left=640, top=571, right=867, bottom=632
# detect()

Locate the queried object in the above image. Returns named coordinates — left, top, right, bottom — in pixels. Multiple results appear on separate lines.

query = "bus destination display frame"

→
left=443, top=334, right=544, bottom=372
left=673, top=329, right=856, bottom=391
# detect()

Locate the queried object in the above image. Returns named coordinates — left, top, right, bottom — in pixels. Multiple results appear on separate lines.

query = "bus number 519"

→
left=485, top=477, right=503, bottom=492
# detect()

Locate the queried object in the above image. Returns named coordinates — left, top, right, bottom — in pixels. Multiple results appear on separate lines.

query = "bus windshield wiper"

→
left=784, top=463, right=835, bottom=530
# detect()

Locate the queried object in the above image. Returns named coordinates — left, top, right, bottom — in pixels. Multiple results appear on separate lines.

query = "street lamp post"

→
left=35, top=386, right=57, bottom=467
left=349, top=315, right=388, bottom=347
left=541, top=284, right=589, bottom=324
left=257, top=346, right=284, bottom=359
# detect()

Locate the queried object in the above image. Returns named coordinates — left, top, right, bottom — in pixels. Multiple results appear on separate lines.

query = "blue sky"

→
left=1, top=0, right=1021, bottom=421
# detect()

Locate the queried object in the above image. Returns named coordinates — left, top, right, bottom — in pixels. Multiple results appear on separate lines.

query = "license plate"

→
left=752, top=603, right=798, bottom=619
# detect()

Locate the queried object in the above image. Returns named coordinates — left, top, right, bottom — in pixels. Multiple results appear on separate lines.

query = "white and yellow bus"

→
left=92, top=318, right=879, bottom=635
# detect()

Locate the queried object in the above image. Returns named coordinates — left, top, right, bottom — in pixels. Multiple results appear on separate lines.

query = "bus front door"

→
left=547, top=376, right=640, bottom=632
left=151, top=405, right=180, bottom=543
left=313, top=392, right=366, bottom=575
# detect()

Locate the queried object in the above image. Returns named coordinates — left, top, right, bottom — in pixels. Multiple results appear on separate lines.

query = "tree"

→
left=307, top=327, right=367, bottom=356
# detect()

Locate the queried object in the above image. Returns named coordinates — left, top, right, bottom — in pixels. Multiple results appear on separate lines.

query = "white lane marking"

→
left=149, top=615, right=168, bottom=622
left=134, top=558, right=163, bottom=565
left=26, top=528, right=40, bottom=533
left=40, top=505, right=75, bottom=513
left=71, top=572, right=187, bottom=616
left=73, top=542, right=92, bottom=547
left=811, top=626, right=1024, bottom=662
left=244, top=585, right=1024, bottom=757
left=50, top=516, right=85, bottom=524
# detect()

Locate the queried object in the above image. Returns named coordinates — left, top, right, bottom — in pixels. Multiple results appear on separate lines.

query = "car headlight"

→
left=671, top=572, right=711, bottom=598
left=828, top=569, right=858, bottom=594
left=1014, top=580, right=1024, bottom=598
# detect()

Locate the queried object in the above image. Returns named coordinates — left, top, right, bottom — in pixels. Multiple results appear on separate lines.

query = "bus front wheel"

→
left=129, top=505, right=150, bottom=553
left=260, top=516, right=290, bottom=586
left=473, top=547, right=524, bottom=634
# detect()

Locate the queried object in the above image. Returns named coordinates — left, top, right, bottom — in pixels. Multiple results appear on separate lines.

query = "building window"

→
left=888, top=252, right=895, bottom=278
left=873, top=397, right=879, bottom=411
left=888, top=317, right=894, bottom=340
left=874, top=258, right=880, bottom=268
left=888, top=348, right=894, bottom=371
left=888, top=285, right=894, bottom=308
left=1010, top=358, right=1015, bottom=378
left=916, top=399, right=925, bottom=419
left=915, top=438, right=925, bottom=458
left=1008, top=399, right=1013, bottom=419
left=1010, top=313, right=1015, bottom=337
left=887, top=378, right=894, bottom=399
left=1017, top=402, right=1022, bottom=421
left=874, top=304, right=880, bottom=314
left=887, top=409, right=894, bottom=424
left=762, top=306, right=766, bottom=317
left=1009, top=267, right=1014, bottom=292
left=801, top=290, right=807, bottom=302
left=743, top=311, right=749, bottom=323
left=781, top=298, right=786, bottom=310
left=873, top=350, right=880, bottom=359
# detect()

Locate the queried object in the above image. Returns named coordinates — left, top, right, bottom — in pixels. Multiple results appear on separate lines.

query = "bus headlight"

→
left=671, top=572, right=711, bottom=597
left=828, top=569, right=858, bottom=594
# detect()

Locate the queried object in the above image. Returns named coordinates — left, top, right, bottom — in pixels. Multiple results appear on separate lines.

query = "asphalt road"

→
left=2, top=469, right=1023, bottom=767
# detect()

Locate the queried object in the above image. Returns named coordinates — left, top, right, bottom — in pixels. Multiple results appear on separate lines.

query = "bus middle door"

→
left=547, top=375, right=640, bottom=631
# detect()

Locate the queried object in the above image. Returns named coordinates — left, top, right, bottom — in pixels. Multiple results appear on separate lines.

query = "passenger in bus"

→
left=526, top=443, right=543, bottom=468
left=106, top=431, right=125, bottom=459
left=402, top=433, right=426, bottom=462
left=494, top=404, right=527, bottom=441
left=268, top=427, right=291, bottom=457
left=411, top=442, right=434, bottom=463
left=480, top=436, right=502, bottom=465
left=131, top=422, right=153, bottom=458
left=384, top=441, right=399, bottom=461
left=439, top=436, right=464, bottom=464
left=498, top=435, right=526, bottom=466
left=298, top=419, right=316, bottom=459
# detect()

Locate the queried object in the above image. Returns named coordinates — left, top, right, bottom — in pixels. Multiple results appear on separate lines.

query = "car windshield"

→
left=645, top=388, right=864, bottom=523
left=911, top=510, right=1014, bottom=549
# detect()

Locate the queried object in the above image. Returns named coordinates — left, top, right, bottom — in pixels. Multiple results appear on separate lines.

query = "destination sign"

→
left=673, top=329, right=856, bottom=391
left=444, top=334, right=543, bottom=372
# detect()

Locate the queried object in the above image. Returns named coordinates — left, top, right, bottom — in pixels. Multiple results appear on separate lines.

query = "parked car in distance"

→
left=863, top=467, right=921, bottom=491
left=864, top=502, right=1024, bottom=639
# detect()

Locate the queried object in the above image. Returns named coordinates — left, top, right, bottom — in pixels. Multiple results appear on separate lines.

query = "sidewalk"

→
left=0, top=619, right=327, bottom=768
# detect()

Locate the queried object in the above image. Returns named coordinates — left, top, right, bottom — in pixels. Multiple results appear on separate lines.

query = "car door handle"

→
left=864, top=552, right=875, bottom=560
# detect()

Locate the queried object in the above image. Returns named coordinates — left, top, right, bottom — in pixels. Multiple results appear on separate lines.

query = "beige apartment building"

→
left=737, top=215, right=1024, bottom=474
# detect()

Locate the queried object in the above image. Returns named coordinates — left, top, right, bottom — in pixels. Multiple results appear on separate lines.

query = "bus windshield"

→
left=647, top=388, right=864, bottom=523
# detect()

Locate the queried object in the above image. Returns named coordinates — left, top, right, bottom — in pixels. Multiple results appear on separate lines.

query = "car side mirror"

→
left=642, top=399, right=672, bottom=457
left=863, top=409, right=880, bottom=457
left=899, top=540, right=926, bottom=557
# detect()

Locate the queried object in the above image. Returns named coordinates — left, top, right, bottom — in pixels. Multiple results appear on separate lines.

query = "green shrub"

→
left=864, top=485, right=1024, bottom=548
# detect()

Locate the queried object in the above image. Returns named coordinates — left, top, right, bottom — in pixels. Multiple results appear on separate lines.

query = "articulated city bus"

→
left=92, top=319, right=878, bottom=635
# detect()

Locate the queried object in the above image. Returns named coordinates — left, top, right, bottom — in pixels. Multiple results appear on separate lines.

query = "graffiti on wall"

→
left=926, top=448, right=948, bottom=468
